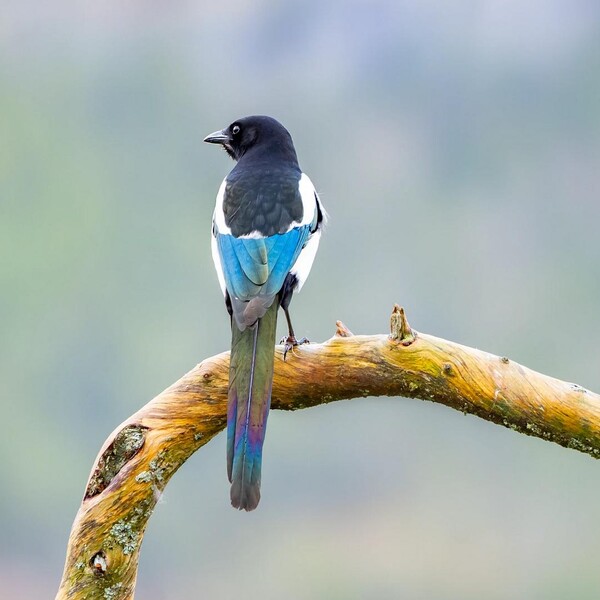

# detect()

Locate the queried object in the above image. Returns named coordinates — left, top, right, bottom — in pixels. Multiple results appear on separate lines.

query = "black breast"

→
left=223, top=165, right=304, bottom=237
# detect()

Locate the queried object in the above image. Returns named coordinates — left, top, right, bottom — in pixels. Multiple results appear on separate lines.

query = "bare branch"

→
left=56, top=307, right=600, bottom=600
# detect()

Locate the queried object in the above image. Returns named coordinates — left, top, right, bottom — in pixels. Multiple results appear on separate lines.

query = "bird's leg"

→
left=280, top=307, right=309, bottom=360
left=278, top=275, right=309, bottom=360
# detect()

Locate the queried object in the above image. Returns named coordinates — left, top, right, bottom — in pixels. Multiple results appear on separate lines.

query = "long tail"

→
left=227, top=300, right=279, bottom=511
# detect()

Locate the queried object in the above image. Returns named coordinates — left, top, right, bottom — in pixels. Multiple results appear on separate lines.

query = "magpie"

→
left=204, top=115, right=325, bottom=511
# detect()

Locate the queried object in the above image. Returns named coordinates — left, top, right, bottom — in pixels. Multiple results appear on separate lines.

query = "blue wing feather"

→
left=217, top=236, right=260, bottom=298
left=216, top=226, right=310, bottom=301
left=235, top=240, right=269, bottom=286
left=242, top=240, right=269, bottom=268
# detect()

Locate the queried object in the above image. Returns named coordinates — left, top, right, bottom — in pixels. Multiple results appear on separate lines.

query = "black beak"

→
left=203, top=129, right=230, bottom=144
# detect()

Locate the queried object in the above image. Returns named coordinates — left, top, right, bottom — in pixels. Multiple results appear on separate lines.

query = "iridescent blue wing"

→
left=215, top=226, right=311, bottom=301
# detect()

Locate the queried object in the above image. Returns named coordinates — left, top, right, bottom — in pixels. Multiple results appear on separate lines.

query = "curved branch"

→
left=56, top=306, right=600, bottom=600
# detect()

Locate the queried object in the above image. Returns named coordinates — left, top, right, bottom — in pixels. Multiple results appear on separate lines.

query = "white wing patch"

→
left=212, top=179, right=231, bottom=235
left=296, top=173, right=318, bottom=228
left=211, top=229, right=227, bottom=296
left=291, top=229, right=321, bottom=290
left=289, top=173, right=324, bottom=290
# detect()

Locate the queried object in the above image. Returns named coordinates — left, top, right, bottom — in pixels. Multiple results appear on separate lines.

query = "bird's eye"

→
left=232, top=125, right=241, bottom=135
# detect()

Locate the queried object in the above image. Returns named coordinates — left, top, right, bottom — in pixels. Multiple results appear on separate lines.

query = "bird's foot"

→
left=280, top=335, right=310, bottom=361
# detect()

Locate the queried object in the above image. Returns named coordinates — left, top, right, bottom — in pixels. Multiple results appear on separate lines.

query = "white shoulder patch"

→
left=212, top=179, right=231, bottom=235
left=295, top=173, right=319, bottom=229
left=211, top=226, right=227, bottom=296
left=290, top=229, right=321, bottom=291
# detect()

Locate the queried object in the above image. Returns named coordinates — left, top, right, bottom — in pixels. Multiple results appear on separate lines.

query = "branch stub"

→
left=389, top=304, right=416, bottom=345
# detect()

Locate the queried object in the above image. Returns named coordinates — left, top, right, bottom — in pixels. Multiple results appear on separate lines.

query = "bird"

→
left=204, top=115, right=325, bottom=511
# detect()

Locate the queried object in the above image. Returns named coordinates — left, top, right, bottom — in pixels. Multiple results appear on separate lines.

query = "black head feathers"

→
left=204, top=115, right=299, bottom=166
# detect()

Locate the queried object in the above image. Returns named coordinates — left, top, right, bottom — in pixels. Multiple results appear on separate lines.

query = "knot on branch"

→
left=85, top=425, right=149, bottom=499
left=90, top=551, right=107, bottom=575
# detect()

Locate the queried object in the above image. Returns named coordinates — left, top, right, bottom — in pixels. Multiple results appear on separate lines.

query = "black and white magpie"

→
left=204, top=115, right=325, bottom=511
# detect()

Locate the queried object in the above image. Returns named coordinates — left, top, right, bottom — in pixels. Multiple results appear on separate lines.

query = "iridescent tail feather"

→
left=227, top=300, right=279, bottom=511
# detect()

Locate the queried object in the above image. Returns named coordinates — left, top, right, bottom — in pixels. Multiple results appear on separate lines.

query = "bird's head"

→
left=204, top=115, right=298, bottom=164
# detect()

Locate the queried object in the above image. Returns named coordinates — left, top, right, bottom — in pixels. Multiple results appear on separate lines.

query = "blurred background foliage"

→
left=2, top=1, right=600, bottom=598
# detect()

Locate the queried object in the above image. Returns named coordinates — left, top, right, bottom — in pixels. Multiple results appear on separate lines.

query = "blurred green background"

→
left=2, top=1, right=600, bottom=598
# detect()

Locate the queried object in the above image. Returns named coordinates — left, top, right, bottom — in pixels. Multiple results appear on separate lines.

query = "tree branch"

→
left=56, top=306, right=600, bottom=600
